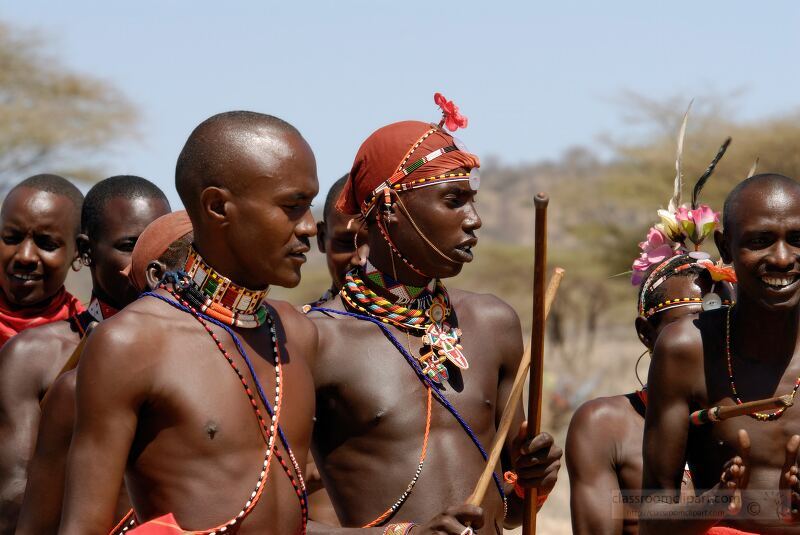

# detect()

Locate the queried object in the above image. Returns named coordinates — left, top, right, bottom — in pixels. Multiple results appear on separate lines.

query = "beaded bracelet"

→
left=383, top=522, right=416, bottom=534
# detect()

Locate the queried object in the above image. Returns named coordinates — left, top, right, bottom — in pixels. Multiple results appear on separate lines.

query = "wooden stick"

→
left=523, top=193, right=549, bottom=535
left=689, top=394, right=794, bottom=425
left=465, top=267, right=564, bottom=507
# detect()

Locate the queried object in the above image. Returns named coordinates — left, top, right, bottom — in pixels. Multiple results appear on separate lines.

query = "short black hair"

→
left=9, top=174, right=84, bottom=211
left=82, top=175, right=170, bottom=238
left=323, top=174, right=349, bottom=222
left=723, top=173, right=800, bottom=231
left=175, top=111, right=301, bottom=213
left=6, top=174, right=84, bottom=234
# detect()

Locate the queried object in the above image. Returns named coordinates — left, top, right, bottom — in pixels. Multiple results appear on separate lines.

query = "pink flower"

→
left=434, top=92, right=468, bottom=131
left=631, top=227, right=676, bottom=285
left=675, top=205, right=695, bottom=241
left=687, top=204, right=719, bottom=246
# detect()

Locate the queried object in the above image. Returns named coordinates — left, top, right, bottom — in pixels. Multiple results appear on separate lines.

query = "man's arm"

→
left=565, top=399, right=624, bottom=535
left=640, top=319, right=729, bottom=535
left=17, top=370, right=77, bottom=535
left=59, top=322, right=145, bottom=535
left=0, top=333, right=46, bottom=533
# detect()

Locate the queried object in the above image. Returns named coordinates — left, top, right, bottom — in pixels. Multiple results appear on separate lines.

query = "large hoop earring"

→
left=71, top=258, right=83, bottom=272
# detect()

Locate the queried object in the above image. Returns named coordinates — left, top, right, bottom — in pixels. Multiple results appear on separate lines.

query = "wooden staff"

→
left=523, top=192, right=549, bottom=534
left=465, top=266, right=563, bottom=508
left=689, top=394, right=794, bottom=425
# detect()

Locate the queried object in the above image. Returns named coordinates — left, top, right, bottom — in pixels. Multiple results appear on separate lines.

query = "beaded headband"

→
left=183, top=245, right=270, bottom=316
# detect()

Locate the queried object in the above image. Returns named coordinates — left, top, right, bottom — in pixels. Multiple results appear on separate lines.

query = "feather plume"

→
left=668, top=101, right=693, bottom=213
left=747, top=157, right=759, bottom=179
left=691, top=137, right=731, bottom=209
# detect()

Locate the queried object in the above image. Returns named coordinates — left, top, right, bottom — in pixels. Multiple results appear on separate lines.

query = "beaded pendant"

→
left=417, top=300, right=468, bottom=384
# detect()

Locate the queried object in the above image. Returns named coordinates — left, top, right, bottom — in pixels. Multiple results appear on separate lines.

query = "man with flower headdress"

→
left=567, top=120, right=746, bottom=535
left=640, top=173, right=800, bottom=535
left=306, top=94, right=562, bottom=534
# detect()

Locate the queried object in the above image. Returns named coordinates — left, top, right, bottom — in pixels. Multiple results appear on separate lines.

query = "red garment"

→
left=706, top=527, right=759, bottom=534
left=127, top=514, right=182, bottom=534
left=337, top=120, right=480, bottom=215
left=0, top=287, right=84, bottom=347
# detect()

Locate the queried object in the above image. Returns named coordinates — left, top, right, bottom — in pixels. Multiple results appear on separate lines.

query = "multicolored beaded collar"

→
left=181, top=246, right=269, bottom=328
left=340, top=266, right=469, bottom=384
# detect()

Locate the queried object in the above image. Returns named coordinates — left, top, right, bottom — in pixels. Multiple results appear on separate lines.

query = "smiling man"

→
left=0, top=175, right=170, bottom=533
left=0, top=174, right=84, bottom=348
left=641, top=174, right=800, bottom=534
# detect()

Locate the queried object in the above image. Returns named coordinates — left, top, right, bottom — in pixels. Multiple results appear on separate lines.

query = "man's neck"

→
left=733, top=294, right=800, bottom=363
left=193, top=241, right=268, bottom=292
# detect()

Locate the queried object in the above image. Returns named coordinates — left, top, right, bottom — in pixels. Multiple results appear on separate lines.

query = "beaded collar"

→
left=340, top=266, right=469, bottom=384
left=180, top=246, right=270, bottom=328
left=184, top=245, right=269, bottom=315
left=363, top=260, right=436, bottom=306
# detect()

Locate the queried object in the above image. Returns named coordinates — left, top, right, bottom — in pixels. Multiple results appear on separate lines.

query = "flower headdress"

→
left=631, top=104, right=735, bottom=286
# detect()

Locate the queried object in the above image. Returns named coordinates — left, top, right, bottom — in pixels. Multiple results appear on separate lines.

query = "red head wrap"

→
left=337, top=120, right=480, bottom=216
left=122, top=210, right=193, bottom=292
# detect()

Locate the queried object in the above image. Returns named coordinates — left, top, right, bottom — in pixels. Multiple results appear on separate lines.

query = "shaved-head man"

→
left=0, top=174, right=84, bottom=347
left=641, top=174, right=800, bottom=534
left=60, top=112, right=319, bottom=534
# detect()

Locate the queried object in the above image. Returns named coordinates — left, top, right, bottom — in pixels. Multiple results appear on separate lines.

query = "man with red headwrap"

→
left=307, top=94, right=562, bottom=534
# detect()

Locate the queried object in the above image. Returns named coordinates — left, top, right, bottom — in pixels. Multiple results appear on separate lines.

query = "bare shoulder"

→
left=269, top=298, right=316, bottom=337
left=0, top=320, right=76, bottom=392
left=652, top=313, right=707, bottom=369
left=78, top=295, right=187, bottom=371
left=569, top=395, right=638, bottom=436
left=449, top=288, right=521, bottom=329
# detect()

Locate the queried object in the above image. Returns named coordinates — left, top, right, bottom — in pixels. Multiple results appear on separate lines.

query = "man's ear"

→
left=76, top=233, right=92, bottom=267
left=145, top=260, right=168, bottom=291
left=714, top=229, right=732, bottom=264
left=199, top=187, right=232, bottom=228
left=635, top=316, right=657, bottom=352
left=316, top=221, right=327, bottom=253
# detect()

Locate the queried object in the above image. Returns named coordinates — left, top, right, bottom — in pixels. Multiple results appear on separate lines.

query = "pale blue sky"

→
left=1, top=1, right=798, bottom=208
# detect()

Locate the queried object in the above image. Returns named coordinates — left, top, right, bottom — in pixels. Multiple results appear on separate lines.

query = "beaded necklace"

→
left=363, top=260, right=436, bottom=306
left=183, top=245, right=270, bottom=327
left=725, top=305, right=800, bottom=421
left=340, top=267, right=469, bottom=384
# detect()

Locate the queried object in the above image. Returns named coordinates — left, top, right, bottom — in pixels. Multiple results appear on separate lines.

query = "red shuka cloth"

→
left=0, top=287, right=84, bottom=347
left=127, top=514, right=182, bottom=534
left=706, top=527, right=759, bottom=534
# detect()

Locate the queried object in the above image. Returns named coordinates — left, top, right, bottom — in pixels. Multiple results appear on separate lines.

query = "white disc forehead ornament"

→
left=452, top=136, right=480, bottom=191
